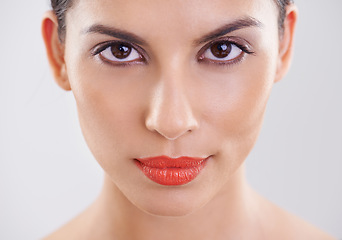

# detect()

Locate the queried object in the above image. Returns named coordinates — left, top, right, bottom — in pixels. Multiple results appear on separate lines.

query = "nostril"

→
left=145, top=110, right=199, bottom=140
left=156, top=129, right=192, bottom=141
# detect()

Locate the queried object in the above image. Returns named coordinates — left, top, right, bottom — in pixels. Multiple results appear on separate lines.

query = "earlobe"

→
left=42, top=11, right=71, bottom=91
left=274, top=4, right=298, bottom=83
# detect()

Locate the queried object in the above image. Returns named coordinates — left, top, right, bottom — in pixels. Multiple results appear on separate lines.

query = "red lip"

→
left=135, top=156, right=208, bottom=186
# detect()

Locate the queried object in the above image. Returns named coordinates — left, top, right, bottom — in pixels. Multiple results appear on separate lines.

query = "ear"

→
left=41, top=11, right=71, bottom=91
left=274, top=4, right=298, bottom=83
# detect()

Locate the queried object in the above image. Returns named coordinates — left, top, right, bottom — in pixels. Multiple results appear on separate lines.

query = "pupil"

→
left=112, top=44, right=132, bottom=59
left=218, top=44, right=228, bottom=51
left=211, top=42, right=231, bottom=58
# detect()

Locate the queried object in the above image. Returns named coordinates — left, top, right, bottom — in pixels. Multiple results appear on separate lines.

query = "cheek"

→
left=66, top=57, right=150, bottom=171
left=201, top=58, right=275, bottom=131
left=196, top=55, right=276, bottom=170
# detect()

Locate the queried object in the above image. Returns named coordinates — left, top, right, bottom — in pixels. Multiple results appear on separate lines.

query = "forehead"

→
left=67, top=0, right=278, bottom=40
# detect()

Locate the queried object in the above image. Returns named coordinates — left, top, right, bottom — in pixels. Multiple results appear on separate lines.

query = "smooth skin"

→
left=42, top=0, right=335, bottom=239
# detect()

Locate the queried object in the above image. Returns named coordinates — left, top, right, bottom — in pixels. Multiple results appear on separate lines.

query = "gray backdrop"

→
left=0, top=0, right=341, bottom=239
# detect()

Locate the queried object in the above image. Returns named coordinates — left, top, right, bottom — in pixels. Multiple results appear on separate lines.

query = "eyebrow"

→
left=83, top=16, right=262, bottom=47
left=83, top=24, right=147, bottom=46
left=194, top=17, right=263, bottom=45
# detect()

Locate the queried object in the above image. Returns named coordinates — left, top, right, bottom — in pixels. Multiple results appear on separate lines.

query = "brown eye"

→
left=210, top=42, right=232, bottom=58
left=111, top=44, right=132, bottom=59
left=99, top=42, right=142, bottom=63
left=202, top=41, right=243, bottom=63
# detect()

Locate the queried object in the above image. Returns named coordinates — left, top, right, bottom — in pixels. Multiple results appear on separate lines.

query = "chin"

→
left=129, top=182, right=215, bottom=217
left=140, top=201, right=200, bottom=217
left=139, top=203, right=202, bottom=218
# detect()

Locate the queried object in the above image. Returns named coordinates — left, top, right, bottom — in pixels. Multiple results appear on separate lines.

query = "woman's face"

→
left=61, top=0, right=285, bottom=216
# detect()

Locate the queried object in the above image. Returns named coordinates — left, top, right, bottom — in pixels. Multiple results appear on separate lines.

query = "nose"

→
left=145, top=74, right=199, bottom=140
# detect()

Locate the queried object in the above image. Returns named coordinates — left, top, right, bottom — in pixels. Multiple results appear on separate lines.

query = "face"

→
left=60, top=0, right=284, bottom=216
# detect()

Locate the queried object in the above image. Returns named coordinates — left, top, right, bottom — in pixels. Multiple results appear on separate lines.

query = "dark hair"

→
left=51, top=0, right=293, bottom=42
left=51, top=0, right=74, bottom=42
left=275, top=0, right=294, bottom=33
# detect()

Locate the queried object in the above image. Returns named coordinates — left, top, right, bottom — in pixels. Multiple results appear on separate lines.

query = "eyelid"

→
left=197, top=36, right=255, bottom=63
left=91, top=40, right=149, bottom=62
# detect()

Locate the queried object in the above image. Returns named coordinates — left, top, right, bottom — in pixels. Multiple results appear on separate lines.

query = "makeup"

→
left=135, top=156, right=208, bottom=186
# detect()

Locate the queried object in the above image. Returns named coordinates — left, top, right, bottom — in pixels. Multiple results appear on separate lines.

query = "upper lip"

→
left=135, top=155, right=207, bottom=168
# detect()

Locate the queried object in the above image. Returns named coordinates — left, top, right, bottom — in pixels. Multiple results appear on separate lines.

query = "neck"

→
left=90, top=164, right=261, bottom=240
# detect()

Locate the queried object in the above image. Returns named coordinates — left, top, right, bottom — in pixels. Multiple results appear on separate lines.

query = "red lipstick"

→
left=135, top=156, right=207, bottom=186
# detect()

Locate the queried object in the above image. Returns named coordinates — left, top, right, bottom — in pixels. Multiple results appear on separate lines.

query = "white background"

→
left=0, top=0, right=341, bottom=239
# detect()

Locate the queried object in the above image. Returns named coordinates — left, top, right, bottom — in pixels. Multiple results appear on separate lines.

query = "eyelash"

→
left=91, top=37, right=254, bottom=67
left=92, top=41, right=146, bottom=67
left=197, top=37, right=255, bottom=66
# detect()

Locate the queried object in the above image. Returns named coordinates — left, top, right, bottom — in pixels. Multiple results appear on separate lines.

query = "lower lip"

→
left=135, top=156, right=208, bottom=186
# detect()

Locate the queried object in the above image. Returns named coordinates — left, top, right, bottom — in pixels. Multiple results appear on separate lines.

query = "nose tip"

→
left=145, top=84, right=199, bottom=140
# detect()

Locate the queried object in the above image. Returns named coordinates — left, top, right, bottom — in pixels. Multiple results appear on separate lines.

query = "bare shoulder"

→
left=250, top=191, right=336, bottom=240
left=264, top=200, right=336, bottom=240
left=43, top=205, right=96, bottom=240
left=43, top=214, right=85, bottom=240
left=43, top=202, right=115, bottom=240
left=283, top=211, right=336, bottom=240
